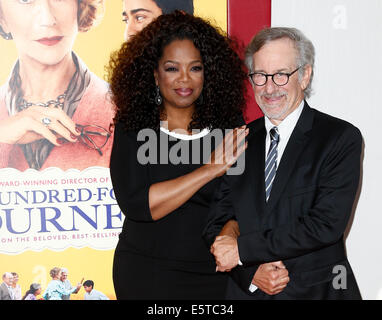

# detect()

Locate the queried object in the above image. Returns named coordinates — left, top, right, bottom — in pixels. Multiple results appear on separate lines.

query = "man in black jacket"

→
left=204, top=27, right=362, bottom=299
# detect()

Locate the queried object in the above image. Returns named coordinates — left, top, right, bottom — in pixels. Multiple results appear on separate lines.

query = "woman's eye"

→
left=165, top=67, right=178, bottom=72
left=191, top=66, right=203, bottom=72
left=18, top=0, right=33, bottom=4
left=122, top=18, right=129, bottom=24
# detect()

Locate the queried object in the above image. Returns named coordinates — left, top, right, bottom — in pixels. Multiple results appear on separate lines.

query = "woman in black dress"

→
left=108, top=11, right=247, bottom=299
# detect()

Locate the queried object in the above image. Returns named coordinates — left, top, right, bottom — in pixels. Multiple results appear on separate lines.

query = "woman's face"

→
left=154, top=39, right=204, bottom=112
left=122, top=0, right=162, bottom=41
left=12, top=275, right=19, bottom=284
left=0, top=0, right=79, bottom=66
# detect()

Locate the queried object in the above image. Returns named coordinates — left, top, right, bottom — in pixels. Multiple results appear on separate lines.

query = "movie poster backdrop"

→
left=0, top=0, right=227, bottom=300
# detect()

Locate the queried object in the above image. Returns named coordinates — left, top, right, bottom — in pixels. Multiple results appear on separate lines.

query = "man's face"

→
left=60, top=272, right=68, bottom=282
left=3, top=274, right=13, bottom=286
left=84, top=285, right=92, bottom=293
left=122, top=0, right=162, bottom=41
left=252, top=38, right=311, bottom=125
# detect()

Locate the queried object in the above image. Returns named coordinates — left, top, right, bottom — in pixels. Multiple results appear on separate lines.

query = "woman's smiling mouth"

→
left=175, top=88, right=193, bottom=97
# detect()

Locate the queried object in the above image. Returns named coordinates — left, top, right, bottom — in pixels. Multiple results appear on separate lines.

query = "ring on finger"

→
left=41, top=117, right=52, bottom=126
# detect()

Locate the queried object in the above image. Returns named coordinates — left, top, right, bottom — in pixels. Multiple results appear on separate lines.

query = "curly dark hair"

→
left=107, top=11, right=247, bottom=131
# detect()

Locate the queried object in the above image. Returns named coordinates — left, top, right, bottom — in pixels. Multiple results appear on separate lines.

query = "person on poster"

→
left=0, top=0, right=114, bottom=171
left=204, top=27, right=363, bottom=299
left=108, top=11, right=248, bottom=299
left=42, top=267, right=82, bottom=300
left=10, top=272, right=21, bottom=300
left=122, top=0, right=193, bottom=41
left=60, top=268, right=82, bottom=300
left=83, top=280, right=109, bottom=300
left=0, top=272, right=14, bottom=300
left=22, top=283, right=42, bottom=300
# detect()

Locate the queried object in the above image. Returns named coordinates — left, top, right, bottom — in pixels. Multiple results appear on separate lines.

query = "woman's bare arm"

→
left=149, top=126, right=248, bottom=220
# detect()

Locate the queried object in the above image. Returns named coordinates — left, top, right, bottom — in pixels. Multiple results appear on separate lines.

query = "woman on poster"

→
left=108, top=11, right=248, bottom=299
left=22, top=283, right=42, bottom=300
left=0, top=0, right=113, bottom=171
left=42, top=267, right=82, bottom=300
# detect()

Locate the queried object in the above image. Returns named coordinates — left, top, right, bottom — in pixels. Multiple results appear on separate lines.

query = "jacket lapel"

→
left=266, top=101, right=314, bottom=213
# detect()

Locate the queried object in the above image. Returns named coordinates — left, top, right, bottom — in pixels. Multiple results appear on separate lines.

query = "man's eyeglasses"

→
left=248, top=66, right=301, bottom=87
left=58, top=124, right=111, bottom=156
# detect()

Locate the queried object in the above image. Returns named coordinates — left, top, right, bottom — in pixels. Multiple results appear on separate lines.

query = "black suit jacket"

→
left=204, top=102, right=362, bottom=299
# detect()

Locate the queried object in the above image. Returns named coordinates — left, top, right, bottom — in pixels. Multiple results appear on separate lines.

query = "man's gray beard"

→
left=259, top=100, right=290, bottom=121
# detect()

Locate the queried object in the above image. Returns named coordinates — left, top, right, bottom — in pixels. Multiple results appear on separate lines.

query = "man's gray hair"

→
left=2, top=272, right=13, bottom=280
left=60, top=268, right=68, bottom=274
left=245, top=27, right=315, bottom=98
